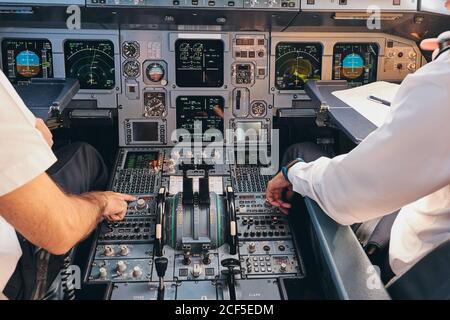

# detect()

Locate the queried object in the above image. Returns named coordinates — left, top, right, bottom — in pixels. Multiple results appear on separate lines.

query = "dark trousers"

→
left=4, top=142, right=108, bottom=300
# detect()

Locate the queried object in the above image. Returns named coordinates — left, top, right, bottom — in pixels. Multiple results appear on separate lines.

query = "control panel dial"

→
left=251, top=101, right=267, bottom=117
left=123, top=60, right=140, bottom=78
left=122, top=41, right=140, bottom=59
left=143, top=92, right=167, bottom=117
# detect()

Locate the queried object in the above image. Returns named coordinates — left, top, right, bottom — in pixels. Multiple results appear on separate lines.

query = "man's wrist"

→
left=80, top=192, right=107, bottom=220
left=282, top=158, right=304, bottom=183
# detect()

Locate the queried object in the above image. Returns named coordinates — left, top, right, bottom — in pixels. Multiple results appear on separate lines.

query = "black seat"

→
left=387, top=240, right=450, bottom=300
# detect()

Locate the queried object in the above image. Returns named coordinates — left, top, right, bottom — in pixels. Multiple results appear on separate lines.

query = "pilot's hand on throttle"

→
left=96, top=192, right=136, bottom=222
left=266, top=172, right=293, bottom=215
left=35, top=118, right=54, bottom=148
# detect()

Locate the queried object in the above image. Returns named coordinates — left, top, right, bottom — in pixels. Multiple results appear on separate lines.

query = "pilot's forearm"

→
left=62, top=192, right=107, bottom=245
left=0, top=173, right=105, bottom=255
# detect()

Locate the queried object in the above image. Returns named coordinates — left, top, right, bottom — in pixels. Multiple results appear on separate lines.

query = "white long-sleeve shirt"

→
left=288, top=50, right=450, bottom=276
left=0, top=69, right=56, bottom=294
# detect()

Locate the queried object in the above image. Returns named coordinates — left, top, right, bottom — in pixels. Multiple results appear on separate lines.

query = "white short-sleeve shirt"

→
left=0, top=69, right=57, bottom=294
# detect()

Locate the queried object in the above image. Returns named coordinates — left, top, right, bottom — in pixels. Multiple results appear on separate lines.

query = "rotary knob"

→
left=407, top=63, right=416, bottom=71
left=172, top=150, right=181, bottom=160
left=119, top=245, right=129, bottom=256
left=132, top=266, right=143, bottom=278
left=103, top=245, right=114, bottom=257
left=99, top=267, right=108, bottom=279
left=136, top=198, right=147, bottom=210
left=192, top=264, right=202, bottom=278
left=117, top=260, right=127, bottom=273
left=168, top=158, right=177, bottom=166
left=280, top=263, right=287, bottom=272
left=213, top=150, right=221, bottom=161
left=248, top=242, right=256, bottom=253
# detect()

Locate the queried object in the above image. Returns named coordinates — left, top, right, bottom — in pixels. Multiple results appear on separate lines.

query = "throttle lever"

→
left=155, top=187, right=166, bottom=257
left=226, top=186, right=238, bottom=255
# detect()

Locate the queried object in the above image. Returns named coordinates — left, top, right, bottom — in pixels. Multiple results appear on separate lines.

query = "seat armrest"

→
left=304, top=198, right=391, bottom=300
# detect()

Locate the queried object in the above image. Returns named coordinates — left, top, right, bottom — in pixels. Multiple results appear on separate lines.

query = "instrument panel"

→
left=175, top=39, right=224, bottom=88
left=124, top=151, right=160, bottom=170
left=275, top=42, right=322, bottom=91
left=332, top=43, right=379, bottom=87
left=1, top=38, right=53, bottom=84
left=84, top=147, right=304, bottom=300
left=64, top=40, right=116, bottom=90
left=0, top=30, right=422, bottom=141
left=176, top=96, right=225, bottom=136
left=143, top=91, right=167, bottom=118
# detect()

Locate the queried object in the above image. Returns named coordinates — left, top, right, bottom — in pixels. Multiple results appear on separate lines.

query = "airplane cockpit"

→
left=0, top=0, right=449, bottom=303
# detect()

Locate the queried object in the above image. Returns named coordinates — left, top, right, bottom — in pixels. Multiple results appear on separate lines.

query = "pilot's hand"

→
left=420, top=38, right=440, bottom=60
left=35, top=118, right=53, bottom=148
left=266, top=172, right=293, bottom=215
left=89, top=192, right=136, bottom=222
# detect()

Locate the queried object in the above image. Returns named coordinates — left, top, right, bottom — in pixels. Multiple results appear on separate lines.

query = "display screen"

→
left=1, top=38, right=53, bottom=84
left=132, top=122, right=159, bottom=142
left=275, top=42, right=322, bottom=90
left=235, top=121, right=263, bottom=142
left=176, top=96, right=224, bottom=136
left=332, top=43, right=379, bottom=86
left=124, top=151, right=159, bottom=169
left=64, top=40, right=115, bottom=90
left=175, top=39, right=224, bottom=87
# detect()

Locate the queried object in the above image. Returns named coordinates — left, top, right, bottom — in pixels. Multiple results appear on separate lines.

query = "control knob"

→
left=103, top=245, right=114, bottom=257
left=213, top=150, right=221, bottom=161
left=280, top=263, right=287, bottom=272
left=136, top=198, right=147, bottom=210
left=248, top=242, right=256, bottom=253
left=119, top=245, right=130, bottom=256
left=98, top=267, right=108, bottom=279
left=167, top=158, right=177, bottom=174
left=172, top=150, right=181, bottom=161
left=407, top=63, right=416, bottom=71
left=117, top=260, right=127, bottom=273
left=192, top=264, right=202, bottom=278
left=132, top=266, right=143, bottom=278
